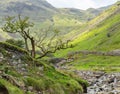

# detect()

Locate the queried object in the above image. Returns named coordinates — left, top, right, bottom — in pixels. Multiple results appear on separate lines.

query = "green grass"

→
left=23, top=63, right=87, bottom=94
left=54, top=4, right=120, bottom=72
left=0, top=42, right=28, bottom=54
left=0, top=41, right=88, bottom=94
left=55, top=5, right=120, bottom=57
left=64, top=54, right=120, bottom=72
left=0, top=2, right=120, bottom=94
left=0, top=78, right=24, bottom=94
left=72, top=13, right=120, bottom=51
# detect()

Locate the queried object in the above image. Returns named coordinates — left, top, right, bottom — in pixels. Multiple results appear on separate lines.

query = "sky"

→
left=46, top=0, right=119, bottom=10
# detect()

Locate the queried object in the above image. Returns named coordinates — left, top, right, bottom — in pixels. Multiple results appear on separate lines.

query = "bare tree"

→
left=2, top=15, right=36, bottom=58
left=2, top=15, right=34, bottom=51
left=35, top=28, right=72, bottom=59
left=2, top=15, right=73, bottom=59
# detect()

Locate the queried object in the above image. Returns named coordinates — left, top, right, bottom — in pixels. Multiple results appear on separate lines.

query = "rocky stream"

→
left=51, top=58, right=120, bottom=94
left=74, top=71, right=120, bottom=94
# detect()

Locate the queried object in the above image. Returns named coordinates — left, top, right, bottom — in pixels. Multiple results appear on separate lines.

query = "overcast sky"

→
left=46, top=0, right=119, bottom=10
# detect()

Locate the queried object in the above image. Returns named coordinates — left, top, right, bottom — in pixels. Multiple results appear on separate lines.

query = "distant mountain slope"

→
left=59, top=6, right=110, bottom=22
left=0, top=0, right=58, bottom=22
left=72, top=2, right=120, bottom=51
left=0, top=0, right=109, bottom=23
left=0, top=0, right=110, bottom=40
left=54, top=2, right=120, bottom=72
left=55, top=1, right=120, bottom=57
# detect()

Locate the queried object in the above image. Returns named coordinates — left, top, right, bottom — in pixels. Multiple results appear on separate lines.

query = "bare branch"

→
left=36, top=38, right=73, bottom=59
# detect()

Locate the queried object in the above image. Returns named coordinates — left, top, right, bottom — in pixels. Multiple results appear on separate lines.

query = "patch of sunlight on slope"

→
left=64, top=2, right=120, bottom=41
left=54, top=3, right=120, bottom=57
left=72, top=21, right=109, bottom=45
left=72, top=3, right=120, bottom=45
left=71, top=13, right=120, bottom=51
left=88, top=3, right=119, bottom=26
left=0, top=28, right=11, bottom=40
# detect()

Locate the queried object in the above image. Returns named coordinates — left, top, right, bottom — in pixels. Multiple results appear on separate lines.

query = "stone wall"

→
left=67, top=50, right=120, bottom=59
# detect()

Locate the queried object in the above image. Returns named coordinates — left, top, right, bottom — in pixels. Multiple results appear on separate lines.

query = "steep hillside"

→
left=72, top=2, right=120, bottom=51
left=59, top=6, right=110, bottom=22
left=54, top=2, right=120, bottom=72
left=0, top=0, right=108, bottom=23
left=0, top=42, right=88, bottom=94
left=0, top=0, right=57, bottom=22
left=0, top=0, right=109, bottom=40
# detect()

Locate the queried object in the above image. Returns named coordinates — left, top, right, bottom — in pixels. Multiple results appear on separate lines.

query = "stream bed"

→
left=74, top=71, right=120, bottom=94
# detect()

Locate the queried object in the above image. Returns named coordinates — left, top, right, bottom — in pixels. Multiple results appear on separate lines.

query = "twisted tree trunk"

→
left=30, top=37, right=35, bottom=58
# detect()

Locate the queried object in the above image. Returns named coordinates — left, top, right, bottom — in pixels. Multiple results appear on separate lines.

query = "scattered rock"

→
left=49, top=58, right=66, bottom=64
left=28, top=86, right=34, bottom=91
left=39, top=66, right=44, bottom=71
left=74, top=71, right=120, bottom=94
left=0, top=53, right=4, bottom=62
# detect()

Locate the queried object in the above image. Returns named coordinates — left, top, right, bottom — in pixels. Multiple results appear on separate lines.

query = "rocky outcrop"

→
left=0, top=42, right=32, bottom=74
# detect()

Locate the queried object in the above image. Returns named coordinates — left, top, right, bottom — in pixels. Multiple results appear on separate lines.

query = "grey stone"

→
left=28, top=86, right=33, bottom=91
left=73, top=71, right=120, bottom=94
left=0, top=53, right=3, bottom=62
left=12, top=60, right=18, bottom=65
left=0, top=53, right=3, bottom=58
left=49, top=58, right=66, bottom=64
left=18, top=59, right=22, bottom=64
left=12, top=55, right=15, bottom=58
left=39, top=66, right=44, bottom=71
left=21, top=68, right=26, bottom=71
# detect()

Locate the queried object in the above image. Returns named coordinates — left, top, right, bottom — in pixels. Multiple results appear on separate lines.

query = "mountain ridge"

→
left=0, top=0, right=111, bottom=40
left=0, top=0, right=110, bottom=22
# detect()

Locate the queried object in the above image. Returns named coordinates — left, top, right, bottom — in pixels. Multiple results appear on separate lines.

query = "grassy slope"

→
left=54, top=3, right=120, bottom=72
left=0, top=13, right=83, bottom=41
left=0, top=0, right=108, bottom=40
left=0, top=79, right=24, bottom=94
left=0, top=42, right=88, bottom=94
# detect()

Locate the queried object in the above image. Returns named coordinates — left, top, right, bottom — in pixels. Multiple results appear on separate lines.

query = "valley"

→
left=0, top=0, right=120, bottom=94
left=0, top=0, right=109, bottom=40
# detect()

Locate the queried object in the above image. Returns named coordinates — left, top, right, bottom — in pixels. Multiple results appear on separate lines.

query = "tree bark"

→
left=30, top=37, right=35, bottom=58
left=24, top=37, right=29, bottom=51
